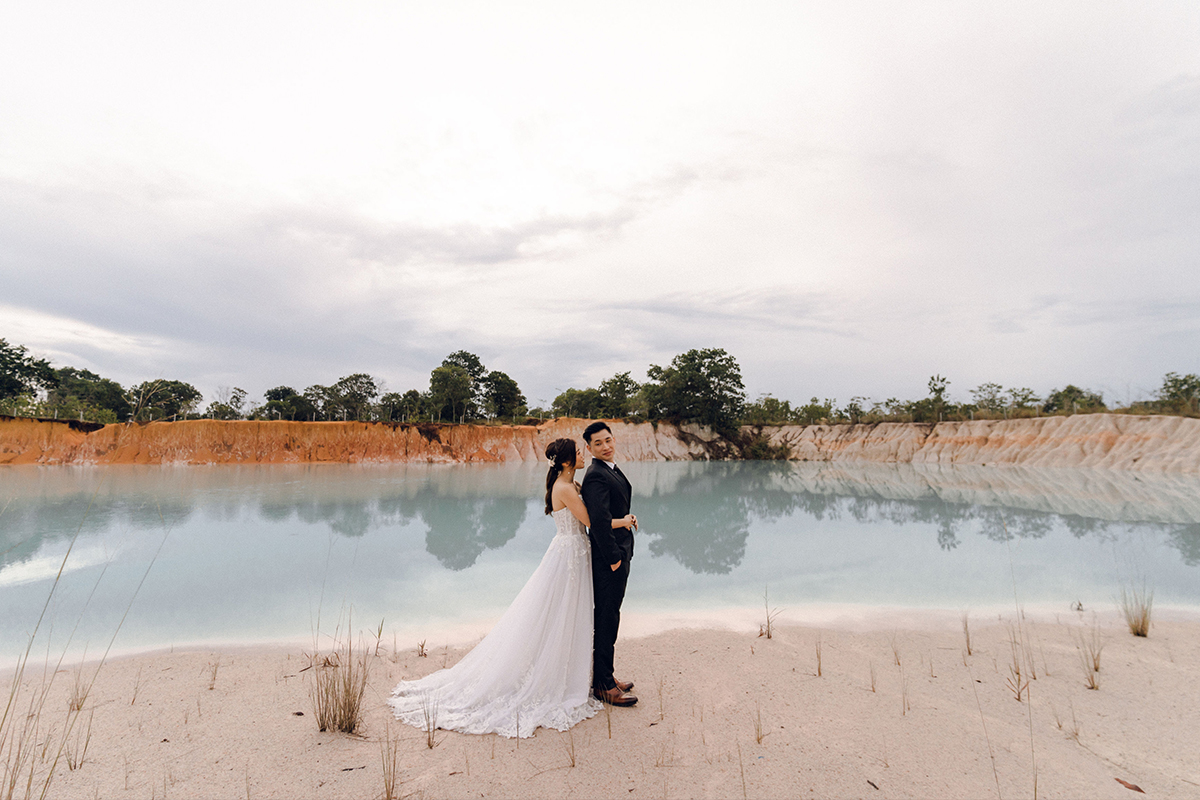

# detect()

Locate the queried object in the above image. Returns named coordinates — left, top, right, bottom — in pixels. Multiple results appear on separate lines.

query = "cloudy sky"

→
left=2, top=1, right=1198, bottom=410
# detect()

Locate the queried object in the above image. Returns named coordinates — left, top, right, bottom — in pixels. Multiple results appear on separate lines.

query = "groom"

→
left=581, top=421, right=638, bottom=707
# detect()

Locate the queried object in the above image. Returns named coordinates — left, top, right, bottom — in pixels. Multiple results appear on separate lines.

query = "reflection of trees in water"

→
left=8, top=464, right=1200, bottom=579
left=637, top=462, right=1200, bottom=574
left=414, top=497, right=527, bottom=571
left=641, top=463, right=803, bottom=575
left=259, top=486, right=528, bottom=570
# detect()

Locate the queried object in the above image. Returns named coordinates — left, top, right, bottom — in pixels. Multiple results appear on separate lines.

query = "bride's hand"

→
left=620, top=514, right=636, bottom=530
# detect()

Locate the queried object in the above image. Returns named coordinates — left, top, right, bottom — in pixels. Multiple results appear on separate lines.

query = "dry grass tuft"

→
left=753, top=702, right=768, bottom=744
left=887, top=631, right=901, bottom=667
left=69, top=660, right=90, bottom=713
left=869, top=661, right=876, bottom=693
left=380, top=720, right=401, bottom=799
left=308, top=634, right=370, bottom=734
left=416, top=639, right=428, bottom=658
left=1119, top=584, right=1153, bottom=637
left=64, top=709, right=95, bottom=771
left=421, top=696, right=439, bottom=749
left=206, top=660, right=220, bottom=691
left=758, top=586, right=782, bottom=639
left=1005, top=624, right=1030, bottom=702
left=815, top=636, right=823, bottom=677
left=1074, top=616, right=1104, bottom=690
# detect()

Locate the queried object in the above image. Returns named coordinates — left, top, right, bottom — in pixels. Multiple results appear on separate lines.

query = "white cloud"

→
left=1, top=2, right=1199, bottom=406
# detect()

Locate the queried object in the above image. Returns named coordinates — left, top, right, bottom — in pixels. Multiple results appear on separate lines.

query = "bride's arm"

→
left=555, top=483, right=591, bottom=528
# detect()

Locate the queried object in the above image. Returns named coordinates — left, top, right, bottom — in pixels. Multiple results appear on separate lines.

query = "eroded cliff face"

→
left=0, top=416, right=719, bottom=466
left=2, top=413, right=1199, bottom=471
left=757, top=413, right=1200, bottom=472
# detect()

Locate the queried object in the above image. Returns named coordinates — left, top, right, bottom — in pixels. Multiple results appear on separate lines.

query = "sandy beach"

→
left=9, top=608, right=1198, bottom=800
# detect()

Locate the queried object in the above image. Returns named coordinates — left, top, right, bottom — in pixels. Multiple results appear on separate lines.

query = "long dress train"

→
left=387, top=507, right=601, bottom=738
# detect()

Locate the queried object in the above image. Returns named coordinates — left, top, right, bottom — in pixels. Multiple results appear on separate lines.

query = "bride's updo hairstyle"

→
left=543, top=438, right=578, bottom=515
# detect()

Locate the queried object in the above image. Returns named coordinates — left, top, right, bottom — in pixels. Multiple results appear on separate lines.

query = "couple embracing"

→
left=388, top=421, right=638, bottom=739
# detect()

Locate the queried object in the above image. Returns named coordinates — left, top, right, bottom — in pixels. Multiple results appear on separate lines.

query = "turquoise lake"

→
left=3, top=462, right=1199, bottom=661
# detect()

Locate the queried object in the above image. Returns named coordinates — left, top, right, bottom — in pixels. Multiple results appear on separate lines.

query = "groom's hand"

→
left=611, top=560, right=621, bottom=572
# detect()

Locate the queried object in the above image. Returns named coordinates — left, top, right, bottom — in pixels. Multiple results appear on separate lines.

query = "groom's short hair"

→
left=583, top=421, right=612, bottom=443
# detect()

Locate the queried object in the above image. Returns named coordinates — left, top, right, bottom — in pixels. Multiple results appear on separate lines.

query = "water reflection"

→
left=3, top=462, right=1200, bottom=658
left=3, top=463, right=1200, bottom=579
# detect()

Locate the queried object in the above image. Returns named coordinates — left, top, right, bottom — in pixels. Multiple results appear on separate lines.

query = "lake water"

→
left=3, top=462, right=1199, bottom=661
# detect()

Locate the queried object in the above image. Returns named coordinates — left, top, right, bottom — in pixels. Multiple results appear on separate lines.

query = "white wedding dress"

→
left=388, top=506, right=602, bottom=738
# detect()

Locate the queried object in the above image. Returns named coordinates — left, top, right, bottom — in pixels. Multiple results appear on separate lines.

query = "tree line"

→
left=2, top=336, right=1199, bottom=429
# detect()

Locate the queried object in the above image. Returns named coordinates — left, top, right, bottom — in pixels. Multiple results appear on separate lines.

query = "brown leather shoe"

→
left=615, top=678, right=634, bottom=692
left=593, top=687, right=638, bottom=706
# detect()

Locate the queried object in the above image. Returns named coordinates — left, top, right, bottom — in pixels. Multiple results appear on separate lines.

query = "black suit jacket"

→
left=581, top=461, right=634, bottom=568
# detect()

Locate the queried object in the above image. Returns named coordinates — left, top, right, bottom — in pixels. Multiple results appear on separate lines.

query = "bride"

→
left=388, top=437, right=632, bottom=738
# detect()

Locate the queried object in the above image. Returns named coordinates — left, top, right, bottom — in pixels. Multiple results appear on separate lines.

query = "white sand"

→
left=9, top=609, right=1199, bottom=799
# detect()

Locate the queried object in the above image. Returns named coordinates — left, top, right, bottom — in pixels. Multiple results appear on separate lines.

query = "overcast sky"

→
left=2, top=2, right=1198, bottom=410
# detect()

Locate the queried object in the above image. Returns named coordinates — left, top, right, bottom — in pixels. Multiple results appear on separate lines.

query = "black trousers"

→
left=591, top=556, right=629, bottom=691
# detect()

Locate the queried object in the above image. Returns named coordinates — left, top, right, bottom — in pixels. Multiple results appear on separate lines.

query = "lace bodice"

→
left=551, top=506, right=588, bottom=538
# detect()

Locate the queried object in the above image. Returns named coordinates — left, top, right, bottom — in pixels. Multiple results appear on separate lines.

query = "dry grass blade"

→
left=655, top=674, right=665, bottom=722
left=961, top=612, right=972, bottom=656
left=815, top=636, right=823, bottom=677
left=563, top=729, right=576, bottom=768
left=869, top=661, right=876, bottom=693
left=1119, top=584, right=1153, bottom=637
left=753, top=701, right=767, bottom=744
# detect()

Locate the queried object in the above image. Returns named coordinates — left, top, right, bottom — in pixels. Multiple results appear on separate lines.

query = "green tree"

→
left=597, top=371, right=640, bottom=418
left=969, top=382, right=1004, bottom=412
left=330, top=373, right=381, bottom=420
left=303, top=384, right=336, bottom=420
left=741, top=395, right=793, bottom=425
left=482, top=370, right=526, bottom=419
left=841, top=396, right=870, bottom=424
left=259, top=385, right=310, bottom=420
left=1043, top=385, right=1105, bottom=414
left=1006, top=387, right=1040, bottom=410
left=552, top=387, right=602, bottom=418
left=1158, top=372, right=1200, bottom=413
left=403, top=390, right=428, bottom=421
left=379, top=391, right=405, bottom=421
left=0, top=338, right=57, bottom=400
left=48, top=367, right=131, bottom=420
left=430, top=365, right=472, bottom=422
left=127, top=379, right=202, bottom=421
left=927, top=374, right=950, bottom=421
left=796, top=397, right=834, bottom=425
left=204, top=387, right=247, bottom=420
left=441, top=351, right=487, bottom=419
left=644, top=348, right=746, bottom=432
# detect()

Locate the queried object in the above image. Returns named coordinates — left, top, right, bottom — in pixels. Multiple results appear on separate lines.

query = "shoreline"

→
left=10, top=610, right=1199, bottom=799
left=12, top=601, right=1200, bottom=669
